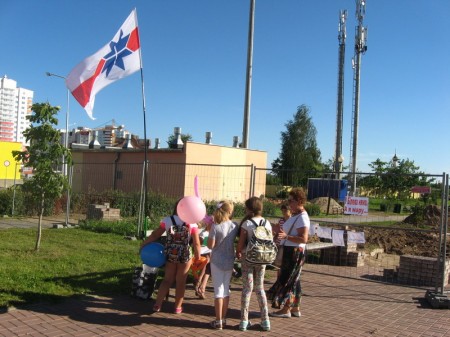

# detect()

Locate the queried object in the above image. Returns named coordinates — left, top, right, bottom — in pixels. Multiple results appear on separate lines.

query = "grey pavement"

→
left=0, top=215, right=82, bottom=230
left=310, top=214, right=408, bottom=224
left=1, top=266, right=449, bottom=337
left=2, top=214, right=449, bottom=336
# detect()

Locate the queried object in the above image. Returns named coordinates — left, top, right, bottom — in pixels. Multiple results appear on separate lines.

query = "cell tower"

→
left=349, top=0, right=368, bottom=195
left=334, top=9, right=347, bottom=179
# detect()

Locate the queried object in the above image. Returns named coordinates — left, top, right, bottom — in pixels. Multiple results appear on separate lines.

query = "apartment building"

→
left=0, top=75, right=33, bottom=145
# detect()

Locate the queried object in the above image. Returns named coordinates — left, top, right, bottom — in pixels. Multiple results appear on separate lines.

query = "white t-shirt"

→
left=281, top=212, right=310, bottom=249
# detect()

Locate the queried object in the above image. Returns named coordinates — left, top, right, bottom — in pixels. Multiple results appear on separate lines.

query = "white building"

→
left=0, top=75, right=33, bottom=145
left=67, top=124, right=133, bottom=148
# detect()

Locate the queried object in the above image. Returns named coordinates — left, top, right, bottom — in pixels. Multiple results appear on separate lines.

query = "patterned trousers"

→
left=240, top=258, right=269, bottom=322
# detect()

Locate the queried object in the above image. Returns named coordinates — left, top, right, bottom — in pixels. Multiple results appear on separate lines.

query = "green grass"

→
left=0, top=228, right=142, bottom=308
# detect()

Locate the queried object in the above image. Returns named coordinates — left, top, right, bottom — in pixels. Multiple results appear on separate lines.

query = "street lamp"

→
left=46, top=72, right=71, bottom=227
left=46, top=72, right=69, bottom=176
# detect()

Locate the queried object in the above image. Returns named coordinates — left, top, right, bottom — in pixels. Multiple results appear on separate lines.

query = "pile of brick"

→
left=86, top=203, right=121, bottom=221
left=320, top=242, right=365, bottom=267
left=397, top=255, right=450, bottom=286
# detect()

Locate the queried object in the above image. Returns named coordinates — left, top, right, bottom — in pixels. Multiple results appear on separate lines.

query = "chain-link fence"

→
left=68, top=162, right=449, bottom=291
left=259, top=167, right=449, bottom=293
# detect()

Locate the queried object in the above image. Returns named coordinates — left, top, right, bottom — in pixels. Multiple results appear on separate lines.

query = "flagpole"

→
left=135, top=8, right=148, bottom=239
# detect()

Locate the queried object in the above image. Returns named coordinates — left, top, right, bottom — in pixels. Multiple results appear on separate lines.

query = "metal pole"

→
left=437, top=173, right=449, bottom=294
left=12, top=162, right=17, bottom=216
left=242, top=0, right=255, bottom=149
left=351, top=50, right=361, bottom=195
left=45, top=72, right=71, bottom=226
left=334, top=10, right=347, bottom=180
left=66, top=165, right=72, bottom=226
left=350, top=0, right=368, bottom=196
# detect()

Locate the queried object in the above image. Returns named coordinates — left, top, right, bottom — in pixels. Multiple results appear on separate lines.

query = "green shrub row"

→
left=0, top=188, right=311, bottom=227
left=78, top=218, right=137, bottom=236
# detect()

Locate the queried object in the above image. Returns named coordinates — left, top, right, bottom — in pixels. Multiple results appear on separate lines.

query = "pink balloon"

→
left=177, top=196, right=206, bottom=224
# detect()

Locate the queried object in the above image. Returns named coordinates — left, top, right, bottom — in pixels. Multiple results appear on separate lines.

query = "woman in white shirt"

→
left=268, top=188, right=310, bottom=318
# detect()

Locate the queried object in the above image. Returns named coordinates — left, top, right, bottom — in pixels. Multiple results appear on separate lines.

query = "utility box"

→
left=307, top=178, right=348, bottom=202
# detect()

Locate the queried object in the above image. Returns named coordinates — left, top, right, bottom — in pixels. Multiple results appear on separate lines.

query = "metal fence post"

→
left=249, top=164, right=255, bottom=197
left=437, top=173, right=449, bottom=294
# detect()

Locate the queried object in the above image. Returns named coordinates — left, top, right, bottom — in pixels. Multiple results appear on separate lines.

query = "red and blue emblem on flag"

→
left=66, top=9, right=141, bottom=119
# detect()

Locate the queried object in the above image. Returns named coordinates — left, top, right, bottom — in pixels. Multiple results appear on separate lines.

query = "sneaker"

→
left=210, top=320, right=222, bottom=330
left=291, top=310, right=301, bottom=317
left=261, top=320, right=270, bottom=331
left=239, top=320, right=251, bottom=331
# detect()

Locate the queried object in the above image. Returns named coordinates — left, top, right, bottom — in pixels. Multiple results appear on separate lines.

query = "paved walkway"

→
left=0, top=215, right=81, bottom=230
left=1, top=266, right=449, bottom=337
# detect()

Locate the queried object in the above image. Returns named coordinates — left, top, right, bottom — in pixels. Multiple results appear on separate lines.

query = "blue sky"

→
left=1, top=0, right=449, bottom=174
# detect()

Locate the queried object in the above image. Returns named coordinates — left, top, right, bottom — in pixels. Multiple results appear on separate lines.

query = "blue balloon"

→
left=140, top=242, right=165, bottom=267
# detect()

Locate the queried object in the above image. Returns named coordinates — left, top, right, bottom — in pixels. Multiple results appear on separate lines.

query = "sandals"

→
left=210, top=319, right=222, bottom=330
left=154, top=304, right=182, bottom=314
left=197, top=287, right=206, bottom=299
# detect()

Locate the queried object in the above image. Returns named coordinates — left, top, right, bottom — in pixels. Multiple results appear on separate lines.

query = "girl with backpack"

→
left=207, top=200, right=239, bottom=330
left=235, top=197, right=272, bottom=332
left=141, top=199, right=201, bottom=314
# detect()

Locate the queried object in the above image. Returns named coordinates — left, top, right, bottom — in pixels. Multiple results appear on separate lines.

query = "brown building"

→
left=71, top=141, right=267, bottom=202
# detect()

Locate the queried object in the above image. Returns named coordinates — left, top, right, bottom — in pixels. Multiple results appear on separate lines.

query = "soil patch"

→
left=364, top=228, right=442, bottom=257
left=364, top=205, right=448, bottom=257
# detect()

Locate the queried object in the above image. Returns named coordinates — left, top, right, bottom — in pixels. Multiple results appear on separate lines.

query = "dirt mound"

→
left=402, top=204, right=441, bottom=228
left=310, top=197, right=343, bottom=213
left=364, top=205, right=449, bottom=257
left=364, top=228, right=442, bottom=257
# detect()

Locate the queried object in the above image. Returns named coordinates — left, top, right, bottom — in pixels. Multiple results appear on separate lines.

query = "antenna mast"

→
left=349, top=0, right=368, bottom=195
left=242, top=0, right=255, bottom=149
left=334, top=9, right=347, bottom=179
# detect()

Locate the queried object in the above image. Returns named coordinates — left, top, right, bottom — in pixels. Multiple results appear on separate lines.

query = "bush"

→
left=305, top=203, right=321, bottom=216
left=262, top=200, right=277, bottom=217
left=0, top=189, right=13, bottom=215
left=78, top=218, right=137, bottom=236
left=147, top=192, right=177, bottom=223
left=0, top=187, right=51, bottom=217
left=276, top=188, right=289, bottom=199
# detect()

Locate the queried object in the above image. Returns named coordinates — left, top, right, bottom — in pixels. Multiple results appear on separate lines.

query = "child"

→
left=141, top=199, right=201, bottom=314
left=272, top=202, right=291, bottom=247
left=195, top=215, right=213, bottom=299
left=236, top=196, right=272, bottom=332
left=207, top=201, right=238, bottom=330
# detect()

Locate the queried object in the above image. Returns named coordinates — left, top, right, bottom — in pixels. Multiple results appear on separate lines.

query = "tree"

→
left=272, top=105, right=322, bottom=186
left=12, top=102, right=72, bottom=251
left=166, top=133, right=193, bottom=149
left=358, top=157, right=432, bottom=200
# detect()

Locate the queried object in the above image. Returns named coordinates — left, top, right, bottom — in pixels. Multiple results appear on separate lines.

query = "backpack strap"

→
left=249, top=218, right=266, bottom=227
left=249, top=218, right=258, bottom=227
left=170, top=216, right=177, bottom=227
left=170, top=215, right=187, bottom=227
